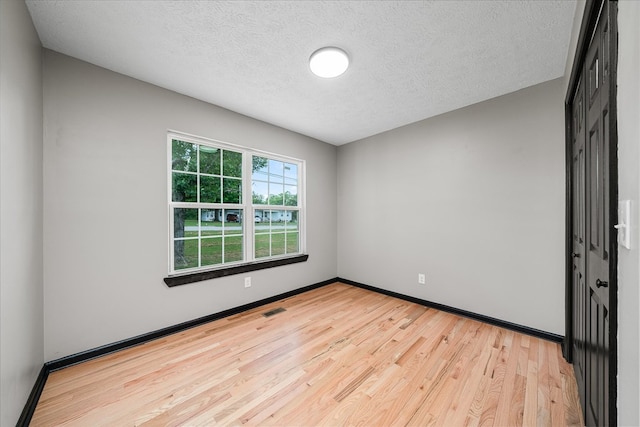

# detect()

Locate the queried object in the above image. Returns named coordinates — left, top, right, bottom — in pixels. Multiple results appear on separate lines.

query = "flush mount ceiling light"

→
left=309, top=47, right=349, bottom=78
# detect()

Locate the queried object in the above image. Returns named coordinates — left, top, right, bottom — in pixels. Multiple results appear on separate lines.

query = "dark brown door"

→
left=570, top=2, right=616, bottom=426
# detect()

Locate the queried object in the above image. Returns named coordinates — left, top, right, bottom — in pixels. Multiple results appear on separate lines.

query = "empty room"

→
left=1, top=0, right=639, bottom=426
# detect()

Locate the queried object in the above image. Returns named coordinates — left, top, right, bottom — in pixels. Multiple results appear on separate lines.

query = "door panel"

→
left=587, top=288, right=608, bottom=426
left=571, top=77, right=586, bottom=407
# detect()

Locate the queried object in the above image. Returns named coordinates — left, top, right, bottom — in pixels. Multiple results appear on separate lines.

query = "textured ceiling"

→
left=26, top=0, right=576, bottom=145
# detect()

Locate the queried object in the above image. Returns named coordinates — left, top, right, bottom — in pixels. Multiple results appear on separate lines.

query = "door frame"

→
left=564, top=0, right=618, bottom=425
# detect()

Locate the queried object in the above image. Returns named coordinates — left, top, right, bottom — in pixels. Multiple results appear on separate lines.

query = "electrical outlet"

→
left=418, top=273, right=426, bottom=285
left=244, top=277, right=252, bottom=288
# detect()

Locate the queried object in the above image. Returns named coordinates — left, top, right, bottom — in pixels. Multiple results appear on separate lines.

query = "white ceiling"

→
left=26, top=0, right=576, bottom=146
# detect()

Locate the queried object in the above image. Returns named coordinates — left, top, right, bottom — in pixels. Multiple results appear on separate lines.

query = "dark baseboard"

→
left=16, top=277, right=337, bottom=426
left=337, top=277, right=564, bottom=344
left=16, top=365, right=49, bottom=427
left=47, top=276, right=337, bottom=372
left=18, top=275, right=563, bottom=426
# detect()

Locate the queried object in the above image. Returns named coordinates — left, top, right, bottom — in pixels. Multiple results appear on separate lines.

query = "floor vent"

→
left=263, top=307, right=286, bottom=317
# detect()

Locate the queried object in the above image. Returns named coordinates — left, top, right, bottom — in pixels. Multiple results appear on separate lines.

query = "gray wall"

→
left=42, top=51, right=337, bottom=361
left=9, top=2, right=639, bottom=424
left=616, top=1, right=640, bottom=425
left=337, top=78, right=566, bottom=335
left=0, top=0, right=44, bottom=425
left=562, top=0, right=585, bottom=93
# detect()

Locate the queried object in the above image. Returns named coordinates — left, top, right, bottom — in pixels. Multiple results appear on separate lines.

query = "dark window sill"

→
left=164, top=254, right=309, bottom=287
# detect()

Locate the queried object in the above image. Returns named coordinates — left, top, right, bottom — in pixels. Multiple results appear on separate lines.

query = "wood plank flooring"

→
left=31, top=283, right=583, bottom=426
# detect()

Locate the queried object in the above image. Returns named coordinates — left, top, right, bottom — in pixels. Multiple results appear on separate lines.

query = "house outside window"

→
left=168, top=132, right=305, bottom=275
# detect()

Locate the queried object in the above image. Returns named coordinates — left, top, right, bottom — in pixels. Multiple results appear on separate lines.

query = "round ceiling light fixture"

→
left=309, top=47, right=349, bottom=78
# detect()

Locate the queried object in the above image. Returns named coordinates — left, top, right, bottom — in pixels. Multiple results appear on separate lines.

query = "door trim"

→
left=564, top=0, right=618, bottom=425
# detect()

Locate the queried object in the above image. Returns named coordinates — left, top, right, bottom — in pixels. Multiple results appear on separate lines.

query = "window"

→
left=252, top=157, right=300, bottom=259
left=168, top=132, right=305, bottom=276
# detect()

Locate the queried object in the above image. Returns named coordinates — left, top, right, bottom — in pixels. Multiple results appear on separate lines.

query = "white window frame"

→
left=167, top=131, right=306, bottom=276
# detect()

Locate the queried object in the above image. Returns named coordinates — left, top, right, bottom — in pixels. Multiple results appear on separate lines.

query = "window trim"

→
left=164, top=254, right=309, bottom=287
left=166, top=130, right=307, bottom=281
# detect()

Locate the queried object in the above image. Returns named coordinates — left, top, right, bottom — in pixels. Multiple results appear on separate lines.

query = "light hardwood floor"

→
left=32, top=283, right=583, bottom=426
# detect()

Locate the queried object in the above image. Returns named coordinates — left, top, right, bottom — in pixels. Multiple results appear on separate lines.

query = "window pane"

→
left=174, top=208, right=198, bottom=238
left=268, top=159, right=284, bottom=184
left=201, top=237, right=222, bottom=266
left=224, top=235, right=243, bottom=263
left=269, top=183, right=284, bottom=205
left=174, top=239, right=198, bottom=270
left=255, top=233, right=270, bottom=259
left=286, top=213, right=299, bottom=231
left=223, top=209, right=243, bottom=235
left=271, top=233, right=285, bottom=256
left=262, top=209, right=273, bottom=224
left=284, top=185, right=297, bottom=206
left=285, top=211, right=299, bottom=254
left=223, top=178, right=242, bottom=203
left=223, top=150, right=242, bottom=178
left=284, top=163, right=297, bottom=185
left=200, top=176, right=221, bottom=203
left=255, top=210, right=267, bottom=227
left=172, top=140, right=197, bottom=172
left=286, top=232, right=299, bottom=254
left=269, top=209, right=290, bottom=224
left=252, top=181, right=268, bottom=204
left=172, top=173, right=197, bottom=202
left=199, top=146, right=220, bottom=175
left=201, top=209, right=221, bottom=236
left=252, top=156, right=269, bottom=181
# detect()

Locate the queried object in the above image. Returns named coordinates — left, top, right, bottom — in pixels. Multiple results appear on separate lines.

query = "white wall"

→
left=337, top=78, right=566, bottom=335
left=0, top=0, right=44, bottom=425
left=42, top=51, right=337, bottom=361
left=616, top=1, right=640, bottom=425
